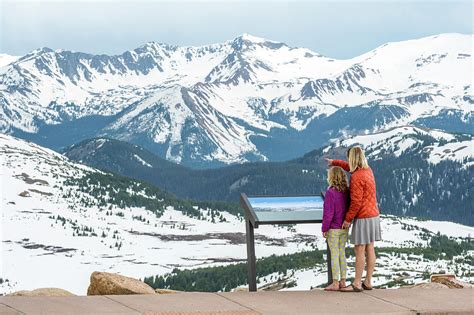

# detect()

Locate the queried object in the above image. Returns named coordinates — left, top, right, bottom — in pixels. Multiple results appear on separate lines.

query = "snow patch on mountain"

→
left=133, top=154, right=152, bottom=167
left=0, top=53, right=19, bottom=67
left=428, top=141, right=474, bottom=166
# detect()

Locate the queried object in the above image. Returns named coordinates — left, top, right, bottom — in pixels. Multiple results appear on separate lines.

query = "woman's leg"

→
left=353, top=244, right=366, bottom=288
left=364, top=242, right=376, bottom=286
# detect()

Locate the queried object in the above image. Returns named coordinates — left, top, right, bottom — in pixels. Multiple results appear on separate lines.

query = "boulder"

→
left=7, top=288, right=75, bottom=296
left=155, top=288, right=180, bottom=294
left=404, top=282, right=449, bottom=289
left=403, top=274, right=473, bottom=289
left=431, top=274, right=471, bottom=289
left=87, top=271, right=155, bottom=295
left=18, top=191, right=31, bottom=197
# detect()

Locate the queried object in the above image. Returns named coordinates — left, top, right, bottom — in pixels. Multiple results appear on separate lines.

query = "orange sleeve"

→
left=345, top=174, right=364, bottom=223
left=331, top=160, right=350, bottom=172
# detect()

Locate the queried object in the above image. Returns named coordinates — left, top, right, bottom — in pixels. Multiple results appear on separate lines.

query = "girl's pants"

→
left=327, top=229, right=348, bottom=281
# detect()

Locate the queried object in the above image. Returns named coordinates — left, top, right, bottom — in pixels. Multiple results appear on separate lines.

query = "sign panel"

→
left=247, top=196, right=324, bottom=223
left=241, top=193, right=330, bottom=292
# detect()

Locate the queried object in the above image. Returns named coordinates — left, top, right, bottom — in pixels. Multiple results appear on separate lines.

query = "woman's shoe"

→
left=340, top=284, right=363, bottom=292
left=362, top=281, right=373, bottom=290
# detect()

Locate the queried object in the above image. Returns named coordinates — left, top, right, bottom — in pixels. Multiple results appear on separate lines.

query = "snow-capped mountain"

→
left=327, top=125, right=474, bottom=166
left=1, top=33, right=472, bottom=166
left=1, top=134, right=473, bottom=294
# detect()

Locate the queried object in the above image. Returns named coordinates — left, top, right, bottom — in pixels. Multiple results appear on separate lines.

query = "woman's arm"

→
left=322, top=190, right=334, bottom=233
left=331, top=160, right=350, bottom=172
left=345, top=174, right=364, bottom=223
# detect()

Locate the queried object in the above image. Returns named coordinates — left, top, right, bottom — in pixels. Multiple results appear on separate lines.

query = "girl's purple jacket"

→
left=322, top=187, right=349, bottom=232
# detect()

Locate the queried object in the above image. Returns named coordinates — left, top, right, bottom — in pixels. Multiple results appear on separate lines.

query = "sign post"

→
left=245, top=218, right=257, bottom=291
left=240, top=193, right=331, bottom=292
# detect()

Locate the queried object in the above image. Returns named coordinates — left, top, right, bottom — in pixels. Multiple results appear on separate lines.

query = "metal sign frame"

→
left=240, top=193, right=332, bottom=292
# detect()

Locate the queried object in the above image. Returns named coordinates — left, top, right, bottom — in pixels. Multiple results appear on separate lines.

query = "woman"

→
left=325, top=146, right=381, bottom=292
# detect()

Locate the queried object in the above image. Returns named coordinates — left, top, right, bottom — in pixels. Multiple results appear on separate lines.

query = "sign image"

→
left=248, top=196, right=324, bottom=223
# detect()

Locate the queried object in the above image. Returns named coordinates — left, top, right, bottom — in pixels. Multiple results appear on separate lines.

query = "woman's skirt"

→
left=351, top=215, right=382, bottom=245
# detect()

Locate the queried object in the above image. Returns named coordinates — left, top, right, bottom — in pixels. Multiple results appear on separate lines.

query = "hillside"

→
left=2, top=33, right=472, bottom=167
left=65, top=126, right=474, bottom=225
left=0, top=134, right=241, bottom=294
left=2, top=134, right=473, bottom=295
left=300, top=126, right=474, bottom=223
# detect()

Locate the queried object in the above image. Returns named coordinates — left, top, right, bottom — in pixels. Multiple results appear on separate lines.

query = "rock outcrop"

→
left=7, top=288, right=75, bottom=296
left=87, top=271, right=155, bottom=295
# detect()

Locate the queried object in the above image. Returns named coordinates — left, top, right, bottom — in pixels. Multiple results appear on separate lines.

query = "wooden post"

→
left=246, top=219, right=257, bottom=292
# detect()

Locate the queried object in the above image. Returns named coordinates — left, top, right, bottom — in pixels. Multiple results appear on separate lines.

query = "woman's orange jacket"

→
left=331, top=160, right=380, bottom=223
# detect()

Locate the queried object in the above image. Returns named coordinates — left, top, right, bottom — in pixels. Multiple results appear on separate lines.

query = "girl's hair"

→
left=327, top=166, right=349, bottom=192
left=348, top=146, right=369, bottom=172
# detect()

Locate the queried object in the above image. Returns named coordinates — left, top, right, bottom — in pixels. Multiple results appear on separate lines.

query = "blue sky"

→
left=1, top=0, right=472, bottom=59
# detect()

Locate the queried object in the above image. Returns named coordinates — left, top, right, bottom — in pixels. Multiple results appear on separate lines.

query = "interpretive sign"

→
left=240, top=193, right=331, bottom=292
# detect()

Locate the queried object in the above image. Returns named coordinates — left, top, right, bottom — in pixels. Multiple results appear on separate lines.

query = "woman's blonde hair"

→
left=327, top=166, right=349, bottom=192
left=348, top=146, right=369, bottom=172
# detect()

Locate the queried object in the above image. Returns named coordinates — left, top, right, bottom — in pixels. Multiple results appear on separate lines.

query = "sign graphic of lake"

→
left=248, top=196, right=324, bottom=222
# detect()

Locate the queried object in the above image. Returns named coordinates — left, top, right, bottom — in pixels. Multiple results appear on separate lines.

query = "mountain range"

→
left=1, top=33, right=472, bottom=167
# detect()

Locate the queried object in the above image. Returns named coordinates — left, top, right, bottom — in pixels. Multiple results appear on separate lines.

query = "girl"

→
left=326, top=146, right=382, bottom=292
left=322, top=166, right=349, bottom=291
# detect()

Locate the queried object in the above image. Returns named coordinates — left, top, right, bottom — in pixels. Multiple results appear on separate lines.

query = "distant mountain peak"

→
left=31, top=47, right=55, bottom=55
left=231, top=33, right=287, bottom=50
left=137, top=41, right=177, bottom=52
left=236, top=33, right=271, bottom=43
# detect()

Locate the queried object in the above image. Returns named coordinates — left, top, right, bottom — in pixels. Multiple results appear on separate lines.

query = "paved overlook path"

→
left=0, top=289, right=473, bottom=315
